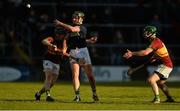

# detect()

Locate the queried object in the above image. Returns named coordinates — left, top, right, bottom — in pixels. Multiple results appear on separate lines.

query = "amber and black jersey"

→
left=44, top=36, right=64, bottom=64
left=67, top=24, right=87, bottom=49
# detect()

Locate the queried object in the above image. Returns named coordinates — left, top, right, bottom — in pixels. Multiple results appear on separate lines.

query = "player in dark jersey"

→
left=123, top=25, right=174, bottom=103
left=35, top=28, right=68, bottom=102
left=53, top=11, right=99, bottom=102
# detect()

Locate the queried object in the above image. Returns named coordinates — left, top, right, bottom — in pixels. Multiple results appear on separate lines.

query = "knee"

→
left=72, top=73, right=79, bottom=80
left=157, top=82, right=164, bottom=88
left=147, top=77, right=156, bottom=84
left=87, top=74, right=94, bottom=79
left=72, top=75, right=79, bottom=80
left=45, top=77, right=52, bottom=83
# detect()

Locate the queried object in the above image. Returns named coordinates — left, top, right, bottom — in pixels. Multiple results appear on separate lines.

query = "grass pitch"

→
left=0, top=81, right=180, bottom=110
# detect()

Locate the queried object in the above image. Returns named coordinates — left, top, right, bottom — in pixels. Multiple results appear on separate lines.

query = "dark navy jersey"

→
left=44, top=36, right=64, bottom=64
left=67, top=25, right=87, bottom=49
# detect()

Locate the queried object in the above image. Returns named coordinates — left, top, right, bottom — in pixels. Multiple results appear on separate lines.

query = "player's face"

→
left=143, top=31, right=155, bottom=42
left=72, top=16, right=83, bottom=25
left=143, top=31, right=152, bottom=39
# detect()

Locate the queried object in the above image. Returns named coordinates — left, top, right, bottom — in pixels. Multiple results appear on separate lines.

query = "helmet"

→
left=143, top=25, right=157, bottom=35
left=72, top=11, right=85, bottom=19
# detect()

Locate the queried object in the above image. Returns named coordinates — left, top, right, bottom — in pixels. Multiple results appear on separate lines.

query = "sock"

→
left=46, top=90, right=51, bottom=97
left=167, top=96, right=173, bottom=99
left=92, top=89, right=97, bottom=95
left=161, top=84, right=173, bottom=99
left=36, top=92, right=40, bottom=96
left=39, top=88, right=45, bottom=95
left=75, top=88, right=80, bottom=97
left=155, top=94, right=160, bottom=100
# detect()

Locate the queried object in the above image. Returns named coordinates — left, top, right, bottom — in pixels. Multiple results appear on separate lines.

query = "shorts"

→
left=43, top=60, right=60, bottom=75
left=69, top=47, right=91, bottom=65
left=154, top=64, right=173, bottom=80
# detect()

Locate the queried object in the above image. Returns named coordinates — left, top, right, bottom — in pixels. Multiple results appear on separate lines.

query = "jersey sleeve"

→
left=149, top=39, right=161, bottom=51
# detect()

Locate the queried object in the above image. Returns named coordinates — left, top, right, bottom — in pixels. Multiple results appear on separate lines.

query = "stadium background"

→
left=0, top=0, right=180, bottom=82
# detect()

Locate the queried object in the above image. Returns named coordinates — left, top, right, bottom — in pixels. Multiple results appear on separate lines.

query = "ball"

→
left=26, top=4, right=31, bottom=8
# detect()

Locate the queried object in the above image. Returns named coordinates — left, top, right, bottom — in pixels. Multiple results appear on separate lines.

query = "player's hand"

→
left=53, top=19, right=61, bottom=27
left=52, top=45, right=57, bottom=51
left=89, top=32, right=99, bottom=44
left=62, top=52, right=70, bottom=57
left=123, top=49, right=133, bottom=59
left=47, top=44, right=58, bottom=54
left=90, top=36, right=98, bottom=43
left=48, top=44, right=57, bottom=51
left=62, top=49, right=66, bottom=53
left=55, top=48, right=64, bottom=55
left=86, top=36, right=98, bottom=44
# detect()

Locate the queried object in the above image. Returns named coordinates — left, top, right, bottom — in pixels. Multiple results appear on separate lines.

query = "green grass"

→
left=0, top=81, right=180, bottom=110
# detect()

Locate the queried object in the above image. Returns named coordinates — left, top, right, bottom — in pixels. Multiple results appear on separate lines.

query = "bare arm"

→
left=132, top=47, right=153, bottom=56
left=123, top=47, right=153, bottom=59
left=53, top=19, right=80, bottom=32
left=62, top=35, right=68, bottom=54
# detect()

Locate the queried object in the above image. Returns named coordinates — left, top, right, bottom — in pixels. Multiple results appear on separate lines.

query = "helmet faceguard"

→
left=143, top=25, right=157, bottom=39
left=72, top=11, right=85, bottom=25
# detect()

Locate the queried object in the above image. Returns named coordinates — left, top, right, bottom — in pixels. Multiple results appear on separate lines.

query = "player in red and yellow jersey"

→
left=123, top=26, right=174, bottom=103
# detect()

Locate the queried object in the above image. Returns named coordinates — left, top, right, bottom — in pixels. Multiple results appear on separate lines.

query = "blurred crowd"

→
left=0, top=0, right=180, bottom=66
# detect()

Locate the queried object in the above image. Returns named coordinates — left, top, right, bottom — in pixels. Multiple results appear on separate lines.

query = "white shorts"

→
left=69, top=47, right=91, bottom=65
left=43, top=60, right=60, bottom=75
left=155, top=64, right=173, bottom=79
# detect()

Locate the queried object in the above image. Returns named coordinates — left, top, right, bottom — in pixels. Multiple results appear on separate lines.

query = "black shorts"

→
left=154, top=71, right=167, bottom=80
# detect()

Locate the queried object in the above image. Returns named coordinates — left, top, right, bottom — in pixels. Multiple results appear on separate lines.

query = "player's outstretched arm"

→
left=53, top=19, right=80, bottom=32
left=123, top=47, right=154, bottom=59
left=132, top=48, right=153, bottom=56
